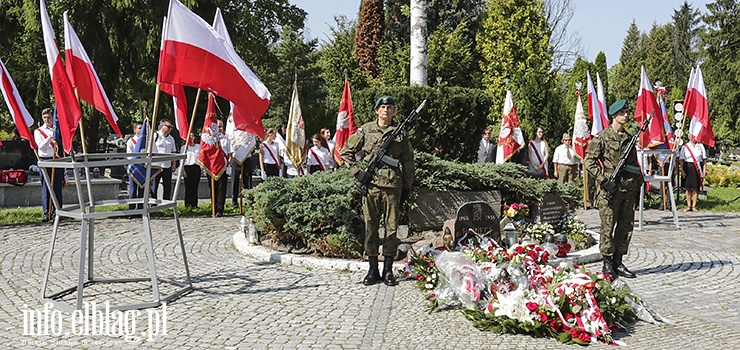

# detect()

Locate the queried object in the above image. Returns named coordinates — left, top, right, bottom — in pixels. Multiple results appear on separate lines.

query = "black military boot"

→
left=363, top=256, right=381, bottom=286
left=614, top=254, right=636, bottom=278
left=382, top=256, right=398, bottom=286
left=602, top=255, right=616, bottom=278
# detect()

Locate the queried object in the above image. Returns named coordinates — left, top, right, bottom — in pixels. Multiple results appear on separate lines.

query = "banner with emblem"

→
left=495, top=90, right=525, bottom=164
left=198, top=93, right=227, bottom=180
left=333, top=79, right=358, bottom=165
left=572, top=90, right=590, bottom=159
left=226, top=112, right=256, bottom=164
left=285, top=77, right=306, bottom=168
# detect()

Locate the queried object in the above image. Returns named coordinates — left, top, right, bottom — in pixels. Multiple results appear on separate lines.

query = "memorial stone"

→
left=534, top=193, right=568, bottom=227
left=409, top=190, right=501, bottom=231
left=453, top=201, right=500, bottom=244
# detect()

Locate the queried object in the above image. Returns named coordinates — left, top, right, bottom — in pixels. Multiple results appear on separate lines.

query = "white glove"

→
left=261, top=171, right=267, bottom=181
left=279, top=169, right=284, bottom=177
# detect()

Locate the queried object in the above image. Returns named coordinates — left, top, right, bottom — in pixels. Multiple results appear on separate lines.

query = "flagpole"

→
left=583, top=168, right=588, bottom=210
left=147, top=85, right=163, bottom=155
left=73, top=88, right=89, bottom=154
left=172, top=88, right=202, bottom=202
left=238, top=162, right=244, bottom=214
left=211, top=177, right=216, bottom=217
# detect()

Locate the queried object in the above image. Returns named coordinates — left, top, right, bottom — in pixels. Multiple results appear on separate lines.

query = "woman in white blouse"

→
left=259, top=128, right=282, bottom=180
left=679, top=137, right=707, bottom=212
left=306, top=133, right=335, bottom=174
left=528, top=126, right=549, bottom=179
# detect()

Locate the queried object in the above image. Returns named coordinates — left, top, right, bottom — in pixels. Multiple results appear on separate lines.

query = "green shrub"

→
left=242, top=169, right=364, bottom=258
left=705, top=164, right=740, bottom=188
left=242, top=151, right=580, bottom=259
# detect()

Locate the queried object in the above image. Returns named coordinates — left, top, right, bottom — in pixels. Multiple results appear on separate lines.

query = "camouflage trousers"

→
left=362, top=185, right=401, bottom=257
left=597, top=190, right=637, bottom=257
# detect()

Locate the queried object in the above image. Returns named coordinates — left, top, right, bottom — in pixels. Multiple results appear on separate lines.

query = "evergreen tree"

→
left=594, top=52, right=609, bottom=105
left=260, top=26, right=327, bottom=136
left=700, top=0, right=740, bottom=145
left=611, top=21, right=646, bottom=101
left=476, top=0, right=563, bottom=141
left=644, top=23, right=679, bottom=92
left=355, top=0, right=384, bottom=79
left=318, top=16, right=369, bottom=109
left=671, top=1, right=702, bottom=91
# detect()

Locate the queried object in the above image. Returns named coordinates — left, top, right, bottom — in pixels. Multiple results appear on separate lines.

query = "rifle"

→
left=355, top=99, right=427, bottom=195
left=601, top=112, right=654, bottom=201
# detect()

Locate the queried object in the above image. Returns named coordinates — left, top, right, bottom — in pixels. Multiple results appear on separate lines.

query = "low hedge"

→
left=242, top=151, right=580, bottom=259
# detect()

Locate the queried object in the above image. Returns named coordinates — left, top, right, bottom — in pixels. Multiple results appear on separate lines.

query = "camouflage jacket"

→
left=340, top=120, right=414, bottom=189
left=584, top=126, right=643, bottom=192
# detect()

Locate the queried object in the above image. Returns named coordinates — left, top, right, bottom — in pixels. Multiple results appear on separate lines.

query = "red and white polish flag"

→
left=596, top=72, right=610, bottom=131
left=40, top=0, right=82, bottom=154
left=211, top=8, right=266, bottom=139
left=634, top=66, right=666, bottom=148
left=0, top=59, right=38, bottom=149
left=159, top=0, right=270, bottom=139
left=158, top=17, right=189, bottom=142
left=586, top=71, right=605, bottom=137
left=63, top=11, right=122, bottom=137
left=687, top=66, right=715, bottom=147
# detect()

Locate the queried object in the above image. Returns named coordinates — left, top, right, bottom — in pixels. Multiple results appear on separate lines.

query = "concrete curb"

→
left=233, top=229, right=603, bottom=272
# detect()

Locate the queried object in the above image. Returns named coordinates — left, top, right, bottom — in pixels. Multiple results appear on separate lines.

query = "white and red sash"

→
left=309, top=148, right=325, bottom=171
left=529, top=140, right=549, bottom=179
left=686, top=145, right=704, bottom=190
left=263, top=143, right=280, bottom=167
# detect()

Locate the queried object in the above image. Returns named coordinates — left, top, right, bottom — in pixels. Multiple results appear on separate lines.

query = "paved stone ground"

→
left=0, top=208, right=738, bottom=349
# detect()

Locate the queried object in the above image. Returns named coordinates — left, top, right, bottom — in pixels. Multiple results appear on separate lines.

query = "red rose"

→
left=578, top=332, right=591, bottom=343
left=526, top=302, right=539, bottom=312
left=528, top=250, right=538, bottom=259
left=538, top=312, right=548, bottom=322
left=428, top=261, right=435, bottom=268
left=549, top=319, right=559, bottom=331
left=515, top=246, right=525, bottom=254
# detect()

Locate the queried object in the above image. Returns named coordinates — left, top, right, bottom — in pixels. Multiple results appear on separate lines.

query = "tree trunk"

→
left=410, top=0, right=428, bottom=86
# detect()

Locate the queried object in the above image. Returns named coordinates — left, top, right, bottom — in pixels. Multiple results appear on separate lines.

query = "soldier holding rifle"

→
left=340, top=96, right=416, bottom=286
left=584, top=100, right=646, bottom=279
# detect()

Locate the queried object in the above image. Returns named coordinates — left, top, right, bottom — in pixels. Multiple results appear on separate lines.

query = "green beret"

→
left=374, top=95, right=396, bottom=109
left=608, top=99, right=628, bottom=115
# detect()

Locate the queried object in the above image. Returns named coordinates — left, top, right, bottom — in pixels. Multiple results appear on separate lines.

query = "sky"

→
left=289, top=0, right=713, bottom=67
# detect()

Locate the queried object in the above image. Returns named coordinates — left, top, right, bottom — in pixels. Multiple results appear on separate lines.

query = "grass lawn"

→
left=0, top=202, right=244, bottom=226
left=696, top=187, right=740, bottom=212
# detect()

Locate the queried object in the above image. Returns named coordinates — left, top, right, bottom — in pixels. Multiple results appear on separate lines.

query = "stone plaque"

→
left=408, top=190, right=501, bottom=231
left=453, top=201, right=500, bottom=244
left=534, top=193, right=567, bottom=227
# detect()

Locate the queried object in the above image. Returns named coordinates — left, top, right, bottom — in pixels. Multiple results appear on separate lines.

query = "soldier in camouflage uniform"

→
left=584, top=99, right=642, bottom=279
left=340, top=95, right=414, bottom=286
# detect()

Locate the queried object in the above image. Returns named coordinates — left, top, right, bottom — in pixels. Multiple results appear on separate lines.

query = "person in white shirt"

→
left=34, top=108, right=62, bottom=222
left=552, top=133, right=579, bottom=183
left=306, top=133, right=335, bottom=174
left=679, top=137, right=707, bottom=212
left=126, top=122, right=143, bottom=209
left=182, top=132, right=201, bottom=208
left=321, top=127, right=336, bottom=155
left=527, top=126, right=549, bottom=179
left=477, top=128, right=495, bottom=163
left=259, top=128, right=282, bottom=180
left=151, top=119, right=178, bottom=200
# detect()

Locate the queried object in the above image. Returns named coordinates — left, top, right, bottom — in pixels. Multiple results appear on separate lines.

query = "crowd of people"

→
left=121, top=117, right=338, bottom=218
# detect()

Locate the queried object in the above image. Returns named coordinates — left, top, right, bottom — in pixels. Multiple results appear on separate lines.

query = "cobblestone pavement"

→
left=0, top=208, right=738, bottom=349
